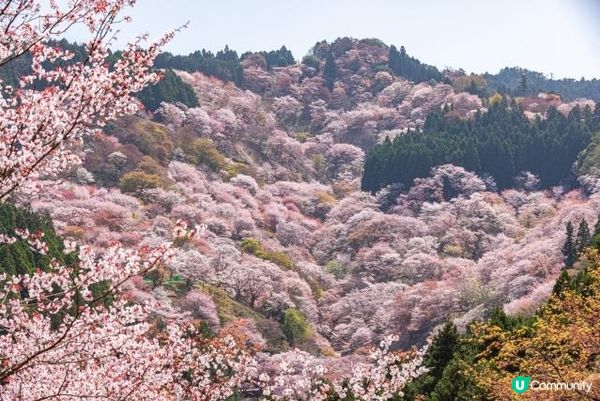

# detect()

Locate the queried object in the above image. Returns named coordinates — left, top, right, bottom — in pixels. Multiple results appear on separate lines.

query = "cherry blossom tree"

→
left=0, top=0, right=179, bottom=201
left=0, top=223, right=255, bottom=400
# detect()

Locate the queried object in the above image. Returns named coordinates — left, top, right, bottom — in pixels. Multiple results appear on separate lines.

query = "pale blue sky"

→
left=89, top=0, right=600, bottom=79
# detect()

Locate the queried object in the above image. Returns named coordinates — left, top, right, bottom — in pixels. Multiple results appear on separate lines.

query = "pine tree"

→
left=593, top=103, right=600, bottom=131
left=425, top=322, right=459, bottom=379
left=552, top=269, right=571, bottom=297
left=576, top=219, right=591, bottom=253
left=401, top=322, right=459, bottom=400
left=562, top=221, right=577, bottom=268
left=323, top=50, right=337, bottom=90
left=388, top=45, right=400, bottom=74
left=518, top=73, right=528, bottom=95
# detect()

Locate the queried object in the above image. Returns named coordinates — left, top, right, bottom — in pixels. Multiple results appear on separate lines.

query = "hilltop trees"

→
left=324, top=50, right=338, bottom=90
left=362, top=100, right=595, bottom=192
left=388, top=45, right=444, bottom=83
left=256, top=46, right=296, bottom=69
left=137, top=69, right=199, bottom=111
left=155, top=46, right=244, bottom=85
left=484, top=66, right=600, bottom=101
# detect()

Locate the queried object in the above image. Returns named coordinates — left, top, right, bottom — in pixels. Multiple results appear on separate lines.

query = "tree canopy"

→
left=137, top=69, right=199, bottom=111
left=388, top=45, right=444, bottom=83
left=362, top=99, right=596, bottom=192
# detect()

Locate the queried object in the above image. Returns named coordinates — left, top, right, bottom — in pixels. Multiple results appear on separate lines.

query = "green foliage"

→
left=118, top=171, right=165, bottom=193
left=324, top=50, right=338, bottom=90
left=0, top=204, right=75, bottom=277
left=154, top=46, right=244, bottom=85
left=576, top=131, right=600, bottom=175
left=388, top=44, right=444, bottom=83
left=452, top=74, right=488, bottom=98
left=517, top=73, right=528, bottom=95
left=110, top=120, right=174, bottom=166
left=325, top=260, right=346, bottom=279
left=425, top=322, right=459, bottom=379
left=484, top=66, right=600, bottom=101
left=295, top=132, right=310, bottom=143
left=301, top=55, right=320, bottom=70
left=0, top=39, right=88, bottom=87
left=362, top=100, right=594, bottom=192
left=250, top=46, right=295, bottom=69
left=359, top=38, right=387, bottom=48
left=241, top=238, right=294, bottom=270
left=593, top=104, right=600, bottom=131
left=426, top=356, right=490, bottom=401
left=282, top=308, right=310, bottom=345
left=189, top=138, right=229, bottom=171
left=576, top=218, right=591, bottom=253
left=134, top=121, right=174, bottom=164
left=552, top=269, right=571, bottom=296
left=401, top=322, right=488, bottom=401
left=562, top=221, right=577, bottom=268
left=240, top=238, right=261, bottom=254
left=137, top=69, right=199, bottom=111
left=267, top=251, right=294, bottom=270
left=135, top=156, right=164, bottom=176
left=487, top=307, right=536, bottom=331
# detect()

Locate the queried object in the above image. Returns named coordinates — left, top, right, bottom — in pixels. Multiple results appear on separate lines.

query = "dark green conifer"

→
left=576, top=219, right=591, bottom=253
left=323, top=50, right=337, bottom=90
left=562, top=221, right=577, bottom=268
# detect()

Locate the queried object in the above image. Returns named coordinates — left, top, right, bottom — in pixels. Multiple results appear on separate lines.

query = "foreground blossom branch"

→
left=0, top=0, right=176, bottom=201
left=0, top=223, right=256, bottom=400
left=0, top=1, right=259, bottom=399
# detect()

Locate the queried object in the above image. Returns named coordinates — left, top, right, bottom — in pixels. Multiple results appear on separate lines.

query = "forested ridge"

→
left=484, top=66, right=600, bottom=101
left=362, top=99, right=600, bottom=192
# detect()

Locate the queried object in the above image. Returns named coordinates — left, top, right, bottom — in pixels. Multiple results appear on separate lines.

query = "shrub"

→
left=301, top=55, right=320, bottom=70
left=325, top=260, right=346, bottom=279
left=132, top=120, right=174, bottom=164
left=266, top=251, right=294, bottom=270
left=282, top=308, right=310, bottom=345
left=189, top=138, right=229, bottom=171
left=295, top=132, right=310, bottom=143
left=119, top=171, right=164, bottom=193
left=241, top=238, right=262, bottom=254
left=241, top=238, right=294, bottom=270
left=135, top=156, right=165, bottom=175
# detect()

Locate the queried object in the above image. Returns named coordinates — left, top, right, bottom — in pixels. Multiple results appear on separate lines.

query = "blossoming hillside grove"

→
left=1, top=1, right=599, bottom=400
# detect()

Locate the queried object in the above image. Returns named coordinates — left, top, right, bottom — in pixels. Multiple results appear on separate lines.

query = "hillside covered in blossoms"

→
left=1, top=2, right=600, bottom=399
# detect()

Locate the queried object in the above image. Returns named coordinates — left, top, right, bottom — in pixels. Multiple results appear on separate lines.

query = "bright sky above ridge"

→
left=94, top=0, right=600, bottom=79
